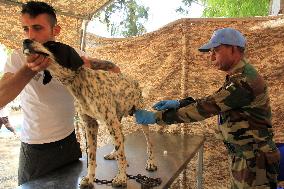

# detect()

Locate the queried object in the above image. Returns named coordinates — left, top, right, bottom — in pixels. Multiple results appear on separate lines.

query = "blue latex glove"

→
left=152, top=100, right=180, bottom=111
left=135, top=110, right=156, bottom=125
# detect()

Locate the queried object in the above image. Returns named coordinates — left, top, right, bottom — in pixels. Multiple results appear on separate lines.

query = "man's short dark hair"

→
left=21, top=1, right=57, bottom=26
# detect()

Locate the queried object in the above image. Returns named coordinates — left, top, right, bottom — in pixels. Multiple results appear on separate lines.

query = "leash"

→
left=84, top=144, right=162, bottom=188
left=94, top=174, right=162, bottom=188
left=84, top=146, right=162, bottom=188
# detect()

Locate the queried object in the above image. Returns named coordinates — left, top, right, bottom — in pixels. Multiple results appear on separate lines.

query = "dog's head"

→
left=23, top=39, right=84, bottom=84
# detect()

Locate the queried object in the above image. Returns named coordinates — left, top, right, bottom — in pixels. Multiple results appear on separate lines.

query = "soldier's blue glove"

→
left=135, top=110, right=156, bottom=125
left=152, top=100, right=180, bottom=111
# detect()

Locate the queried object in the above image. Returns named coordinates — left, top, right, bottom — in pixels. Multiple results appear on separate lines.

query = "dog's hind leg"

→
left=78, top=114, right=99, bottom=189
left=141, top=125, right=157, bottom=171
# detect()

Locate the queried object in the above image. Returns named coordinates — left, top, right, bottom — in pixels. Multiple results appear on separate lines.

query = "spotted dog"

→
left=23, top=39, right=157, bottom=189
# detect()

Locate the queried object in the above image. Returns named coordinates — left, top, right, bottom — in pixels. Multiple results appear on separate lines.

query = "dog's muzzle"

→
left=22, top=39, right=49, bottom=56
left=22, top=39, right=53, bottom=85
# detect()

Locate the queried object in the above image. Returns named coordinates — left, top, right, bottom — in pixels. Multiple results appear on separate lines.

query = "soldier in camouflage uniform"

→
left=135, top=28, right=280, bottom=189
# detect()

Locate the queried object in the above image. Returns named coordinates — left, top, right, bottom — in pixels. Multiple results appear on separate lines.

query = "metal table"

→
left=18, top=131, right=205, bottom=189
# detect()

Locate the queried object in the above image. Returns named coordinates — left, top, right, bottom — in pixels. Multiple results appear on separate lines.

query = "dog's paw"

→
left=104, top=152, right=117, bottom=160
left=112, top=174, right=127, bottom=187
left=146, top=161, right=158, bottom=171
left=79, top=177, right=94, bottom=189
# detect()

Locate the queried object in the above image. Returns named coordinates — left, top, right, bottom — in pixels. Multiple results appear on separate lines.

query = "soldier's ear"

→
left=53, top=25, right=61, bottom=37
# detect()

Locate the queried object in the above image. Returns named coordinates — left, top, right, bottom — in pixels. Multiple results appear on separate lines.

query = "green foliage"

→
left=93, top=0, right=149, bottom=37
left=93, top=0, right=270, bottom=37
left=200, top=0, right=270, bottom=17
left=175, top=0, right=195, bottom=15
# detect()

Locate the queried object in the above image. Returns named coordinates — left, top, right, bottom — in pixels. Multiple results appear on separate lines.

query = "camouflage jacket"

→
left=156, top=59, right=277, bottom=159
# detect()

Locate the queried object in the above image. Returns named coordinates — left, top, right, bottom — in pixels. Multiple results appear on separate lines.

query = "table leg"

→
left=196, top=144, right=204, bottom=189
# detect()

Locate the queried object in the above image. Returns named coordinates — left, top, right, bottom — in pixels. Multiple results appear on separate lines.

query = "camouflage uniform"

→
left=156, top=59, right=280, bottom=189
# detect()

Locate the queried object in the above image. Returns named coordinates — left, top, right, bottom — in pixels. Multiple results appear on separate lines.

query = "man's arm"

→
left=81, top=57, right=121, bottom=73
left=0, top=54, right=51, bottom=108
left=0, top=67, right=35, bottom=107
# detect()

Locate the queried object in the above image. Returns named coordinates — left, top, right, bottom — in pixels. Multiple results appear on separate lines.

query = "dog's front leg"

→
left=141, top=125, right=157, bottom=171
left=106, top=117, right=127, bottom=187
left=79, top=114, right=99, bottom=189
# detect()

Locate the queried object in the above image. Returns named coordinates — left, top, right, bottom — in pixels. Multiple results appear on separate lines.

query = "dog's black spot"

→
left=43, top=41, right=84, bottom=71
left=43, top=70, right=52, bottom=85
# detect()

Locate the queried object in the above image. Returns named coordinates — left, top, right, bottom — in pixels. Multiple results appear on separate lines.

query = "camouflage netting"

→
left=0, top=0, right=111, bottom=49
left=84, top=16, right=284, bottom=188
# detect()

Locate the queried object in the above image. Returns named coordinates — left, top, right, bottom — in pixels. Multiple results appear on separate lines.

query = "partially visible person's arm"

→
left=136, top=75, right=254, bottom=125
left=156, top=76, right=254, bottom=124
left=0, top=54, right=51, bottom=108
left=81, top=56, right=121, bottom=73
left=0, top=68, right=35, bottom=107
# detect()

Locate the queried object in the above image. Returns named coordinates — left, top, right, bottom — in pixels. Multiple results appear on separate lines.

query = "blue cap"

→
left=199, top=28, right=246, bottom=52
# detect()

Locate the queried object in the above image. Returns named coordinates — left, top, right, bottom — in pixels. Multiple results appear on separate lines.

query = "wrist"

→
left=161, top=109, right=184, bottom=124
left=178, top=97, right=195, bottom=108
left=22, top=65, right=37, bottom=77
left=155, top=111, right=165, bottom=125
left=175, top=100, right=180, bottom=107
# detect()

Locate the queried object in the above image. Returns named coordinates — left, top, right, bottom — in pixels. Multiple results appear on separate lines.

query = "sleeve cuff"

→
left=155, top=109, right=184, bottom=125
left=178, top=97, right=196, bottom=108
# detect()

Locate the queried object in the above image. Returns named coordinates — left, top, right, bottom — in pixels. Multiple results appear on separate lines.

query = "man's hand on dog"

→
left=26, top=54, right=52, bottom=72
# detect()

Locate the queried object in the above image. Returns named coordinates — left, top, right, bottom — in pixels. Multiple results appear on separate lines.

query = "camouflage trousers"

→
left=230, top=150, right=280, bottom=189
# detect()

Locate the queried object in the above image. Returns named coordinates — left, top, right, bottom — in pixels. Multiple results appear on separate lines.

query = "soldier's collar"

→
left=228, top=58, right=247, bottom=76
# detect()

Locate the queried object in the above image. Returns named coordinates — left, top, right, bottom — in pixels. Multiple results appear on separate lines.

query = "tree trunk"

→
left=280, top=0, right=284, bottom=13
left=270, top=0, right=284, bottom=15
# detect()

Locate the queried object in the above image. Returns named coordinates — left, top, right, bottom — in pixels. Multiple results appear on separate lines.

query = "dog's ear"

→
left=43, top=70, right=52, bottom=85
left=43, top=41, right=84, bottom=71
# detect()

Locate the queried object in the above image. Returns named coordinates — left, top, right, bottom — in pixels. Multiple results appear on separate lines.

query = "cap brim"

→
left=198, top=42, right=220, bottom=52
